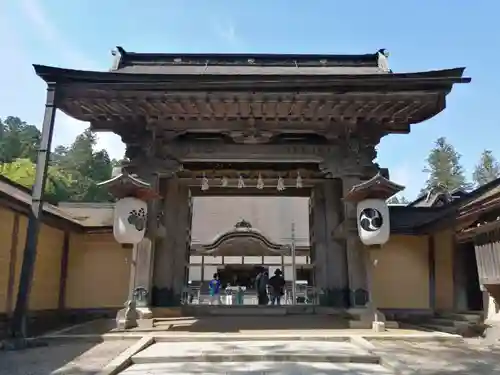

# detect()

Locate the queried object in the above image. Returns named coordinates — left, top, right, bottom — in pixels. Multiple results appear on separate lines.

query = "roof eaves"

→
left=32, top=64, right=470, bottom=86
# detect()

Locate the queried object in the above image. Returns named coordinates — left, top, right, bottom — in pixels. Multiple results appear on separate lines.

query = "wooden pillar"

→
left=310, top=180, right=349, bottom=307
left=152, top=178, right=191, bottom=306
left=310, top=184, right=327, bottom=295
left=342, top=176, right=369, bottom=307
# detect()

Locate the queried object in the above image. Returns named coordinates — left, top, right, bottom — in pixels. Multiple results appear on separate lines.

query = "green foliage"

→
left=472, top=150, right=500, bottom=187
left=0, top=158, right=75, bottom=201
left=0, top=116, right=123, bottom=203
left=421, top=137, right=472, bottom=194
left=54, top=128, right=113, bottom=202
left=0, top=117, right=41, bottom=163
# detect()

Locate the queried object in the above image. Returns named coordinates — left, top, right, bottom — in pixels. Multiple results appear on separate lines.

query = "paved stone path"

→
left=132, top=340, right=377, bottom=363
left=120, top=362, right=393, bottom=374
left=3, top=315, right=500, bottom=375
left=125, top=340, right=390, bottom=374
left=0, top=339, right=136, bottom=375
left=368, top=338, right=500, bottom=375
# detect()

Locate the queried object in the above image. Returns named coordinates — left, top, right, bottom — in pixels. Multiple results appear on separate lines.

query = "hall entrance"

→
left=218, top=265, right=267, bottom=290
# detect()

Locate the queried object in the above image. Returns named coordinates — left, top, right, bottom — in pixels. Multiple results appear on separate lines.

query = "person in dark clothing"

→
left=255, top=269, right=269, bottom=305
left=268, top=269, right=285, bottom=306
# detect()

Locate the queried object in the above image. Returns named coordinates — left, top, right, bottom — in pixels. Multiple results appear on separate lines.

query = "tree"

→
left=51, top=145, right=69, bottom=166
left=0, top=158, right=75, bottom=201
left=472, top=150, right=500, bottom=187
left=421, top=137, right=472, bottom=194
left=0, top=118, right=114, bottom=203
left=0, top=117, right=41, bottom=163
left=58, top=128, right=113, bottom=202
left=387, top=196, right=410, bottom=204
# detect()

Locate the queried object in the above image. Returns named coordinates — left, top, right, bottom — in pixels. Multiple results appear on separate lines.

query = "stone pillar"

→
left=342, top=175, right=387, bottom=330
left=131, top=238, right=154, bottom=318
left=310, top=180, right=349, bottom=307
left=132, top=173, right=159, bottom=317
left=117, top=174, right=158, bottom=327
left=152, top=178, right=191, bottom=306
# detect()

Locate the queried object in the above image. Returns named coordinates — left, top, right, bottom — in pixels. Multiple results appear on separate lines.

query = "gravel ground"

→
left=369, top=339, right=500, bottom=375
left=0, top=339, right=136, bottom=375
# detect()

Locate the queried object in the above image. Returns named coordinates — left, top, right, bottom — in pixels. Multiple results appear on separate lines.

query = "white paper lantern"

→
left=356, top=198, right=390, bottom=246
left=113, top=197, right=148, bottom=244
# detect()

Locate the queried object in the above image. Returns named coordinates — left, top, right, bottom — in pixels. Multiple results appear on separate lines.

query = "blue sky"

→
left=0, top=0, right=498, bottom=200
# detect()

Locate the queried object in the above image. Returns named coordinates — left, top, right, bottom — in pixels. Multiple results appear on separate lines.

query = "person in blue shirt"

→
left=208, top=273, right=221, bottom=305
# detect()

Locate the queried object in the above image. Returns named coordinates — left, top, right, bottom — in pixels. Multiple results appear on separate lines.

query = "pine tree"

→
left=421, top=137, right=472, bottom=194
left=472, top=150, right=500, bottom=187
left=61, top=128, right=113, bottom=201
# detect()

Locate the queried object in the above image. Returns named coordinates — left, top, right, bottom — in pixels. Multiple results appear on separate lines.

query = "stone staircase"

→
left=179, top=304, right=350, bottom=317
left=117, top=337, right=393, bottom=374
left=401, top=311, right=486, bottom=337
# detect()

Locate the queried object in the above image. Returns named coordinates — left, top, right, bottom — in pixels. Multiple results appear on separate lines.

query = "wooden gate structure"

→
left=27, top=48, right=469, bottom=315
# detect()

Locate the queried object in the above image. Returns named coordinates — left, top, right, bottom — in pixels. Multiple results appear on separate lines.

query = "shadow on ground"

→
left=55, top=315, right=355, bottom=335
left=0, top=339, right=134, bottom=375
left=160, top=315, right=351, bottom=332
left=121, top=361, right=388, bottom=374
left=370, top=339, right=500, bottom=375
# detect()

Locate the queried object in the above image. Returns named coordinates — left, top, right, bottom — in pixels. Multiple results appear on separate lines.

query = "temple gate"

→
left=26, top=47, right=469, bottom=328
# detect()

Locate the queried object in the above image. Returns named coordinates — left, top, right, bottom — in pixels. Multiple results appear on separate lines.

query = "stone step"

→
left=120, top=362, right=393, bottom=374
left=420, top=324, right=459, bottom=335
left=120, top=362, right=394, bottom=375
left=427, top=318, right=472, bottom=327
left=131, top=340, right=380, bottom=364
left=180, top=305, right=348, bottom=317
left=436, top=312, right=483, bottom=323
left=420, top=322, right=484, bottom=337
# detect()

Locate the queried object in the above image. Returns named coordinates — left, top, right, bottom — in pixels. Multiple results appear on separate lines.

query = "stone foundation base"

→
left=349, top=320, right=398, bottom=329
left=372, top=321, right=386, bottom=332
left=347, top=307, right=397, bottom=330
left=152, top=307, right=183, bottom=318
left=136, top=307, right=153, bottom=319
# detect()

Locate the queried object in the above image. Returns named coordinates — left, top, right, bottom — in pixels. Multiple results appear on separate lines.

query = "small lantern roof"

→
left=98, top=170, right=160, bottom=201
left=344, top=172, right=405, bottom=203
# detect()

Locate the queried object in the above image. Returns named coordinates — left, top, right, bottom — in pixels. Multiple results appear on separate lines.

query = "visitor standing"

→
left=255, top=269, right=269, bottom=305
left=268, top=269, right=285, bottom=306
left=208, top=273, right=221, bottom=305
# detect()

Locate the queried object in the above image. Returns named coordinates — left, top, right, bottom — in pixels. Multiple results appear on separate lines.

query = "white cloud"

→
left=95, top=133, right=126, bottom=160
left=12, top=0, right=125, bottom=157
left=212, top=19, right=242, bottom=48
left=53, top=113, right=125, bottom=160
left=19, top=0, right=97, bottom=69
left=390, top=165, right=411, bottom=188
left=389, top=164, right=422, bottom=200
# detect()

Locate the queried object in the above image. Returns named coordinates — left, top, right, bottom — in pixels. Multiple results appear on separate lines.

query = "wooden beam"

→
left=180, top=177, right=321, bottom=187
left=456, top=219, right=500, bottom=242
left=189, top=185, right=312, bottom=197
left=457, top=199, right=500, bottom=224
left=459, top=191, right=500, bottom=215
